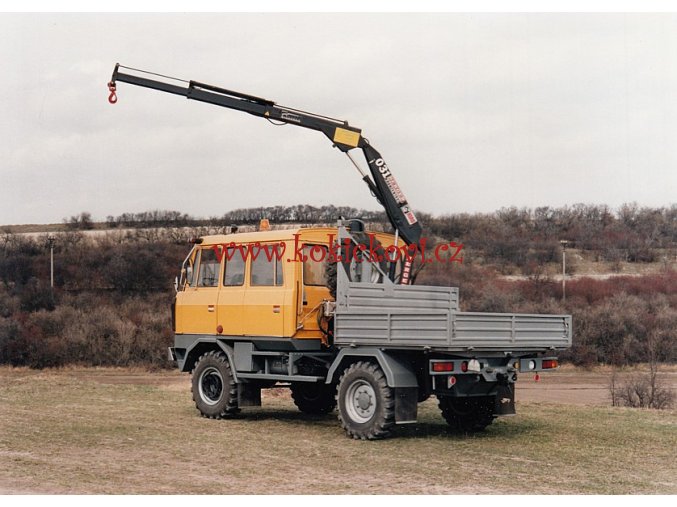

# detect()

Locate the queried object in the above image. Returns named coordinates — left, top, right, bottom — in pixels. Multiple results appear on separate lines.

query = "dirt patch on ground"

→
left=70, top=367, right=187, bottom=387
left=518, top=366, right=677, bottom=405
left=519, top=370, right=612, bottom=405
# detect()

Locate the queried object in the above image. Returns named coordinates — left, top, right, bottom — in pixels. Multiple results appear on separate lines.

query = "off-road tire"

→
left=191, top=350, right=239, bottom=418
left=326, top=260, right=338, bottom=299
left=325, top=232, right=388, bottom=299
left=438, top=396, right=496, bottom=433
left=337, top=361, right=395, bottom=440
left=290, top=382, right=337, bottom=414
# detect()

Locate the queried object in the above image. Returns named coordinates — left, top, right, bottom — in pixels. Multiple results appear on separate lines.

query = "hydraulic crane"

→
left=108, top=64, right=423, bottom=283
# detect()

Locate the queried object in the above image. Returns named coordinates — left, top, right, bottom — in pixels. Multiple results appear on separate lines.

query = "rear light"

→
left=432, top=361, right=454, bottom=372
left=542, top=359, right=558, bottom=369
left=467, top=359, right=481, bottom=372
left=461, top=361, right=468, bottom=373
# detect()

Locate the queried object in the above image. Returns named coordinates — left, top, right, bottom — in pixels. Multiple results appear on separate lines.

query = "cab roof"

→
left=198, top=226, right=339, bottom=246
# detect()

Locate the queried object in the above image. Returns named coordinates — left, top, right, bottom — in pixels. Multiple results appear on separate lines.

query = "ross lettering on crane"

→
left=280, top=110, right=302, bottom=123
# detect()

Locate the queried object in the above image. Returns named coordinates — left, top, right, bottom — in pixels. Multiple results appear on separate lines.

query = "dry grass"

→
left=0, top=366, right=675, bottom=494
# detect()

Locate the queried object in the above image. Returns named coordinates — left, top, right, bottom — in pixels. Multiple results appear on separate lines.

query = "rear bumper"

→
left=429, top=355, right=558, bottom=416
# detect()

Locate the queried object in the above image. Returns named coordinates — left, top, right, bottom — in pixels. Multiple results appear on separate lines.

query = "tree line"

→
left=91, top=203, right=676, bottom=265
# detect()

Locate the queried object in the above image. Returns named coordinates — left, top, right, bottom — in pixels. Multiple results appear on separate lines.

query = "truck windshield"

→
left=179, top=246, right=197, bottom=290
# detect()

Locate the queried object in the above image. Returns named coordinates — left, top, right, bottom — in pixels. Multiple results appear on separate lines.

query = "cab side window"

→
left=250, top=248, right=284, bottom=286
left=223, top=248, right=245, bottom=286
left=196, top=248, right=220, bottom=287
left=303, top=245, right=328, bottom=286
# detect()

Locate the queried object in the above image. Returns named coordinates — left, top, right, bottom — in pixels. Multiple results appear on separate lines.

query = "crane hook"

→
left=107, top=81, right=117, bottom=104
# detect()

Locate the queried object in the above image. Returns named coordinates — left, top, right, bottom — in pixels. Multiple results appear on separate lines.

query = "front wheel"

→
left=337, top=361, right=395, bottom=440
left=191, top=350, right=239, bottom=418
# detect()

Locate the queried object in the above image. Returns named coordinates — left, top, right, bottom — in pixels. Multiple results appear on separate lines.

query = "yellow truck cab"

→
left=174, top=225, right=397, bottom=346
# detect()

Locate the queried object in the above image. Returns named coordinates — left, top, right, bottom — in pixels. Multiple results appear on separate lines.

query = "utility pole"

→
left=560, top=240, right=569, bottom=301
left=47, top=235, right=55, bottom=289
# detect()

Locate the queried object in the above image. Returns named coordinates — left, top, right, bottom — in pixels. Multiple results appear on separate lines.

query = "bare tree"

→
left=610, top=332, right=675, bottom=409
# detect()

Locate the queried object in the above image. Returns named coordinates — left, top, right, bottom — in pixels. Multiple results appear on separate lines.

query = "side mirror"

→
left=174, top=276, right=179, bottom=293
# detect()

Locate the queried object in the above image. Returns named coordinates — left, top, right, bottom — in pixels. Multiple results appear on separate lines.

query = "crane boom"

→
left=108, top=64, right=423, bottom=251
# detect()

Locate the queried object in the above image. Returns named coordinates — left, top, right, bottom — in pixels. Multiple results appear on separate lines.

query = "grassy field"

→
left=0, top=367, right=675, bottom=494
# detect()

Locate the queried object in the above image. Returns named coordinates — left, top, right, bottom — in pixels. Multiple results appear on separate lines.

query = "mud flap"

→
left=394, top=387, right=418, bottom=424
left=238, top=383, right=261, bottom=407
left=494, top=384, right=516, bottom=416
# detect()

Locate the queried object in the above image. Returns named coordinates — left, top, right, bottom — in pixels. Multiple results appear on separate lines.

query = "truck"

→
left=108, top=64, right=572, bottom=439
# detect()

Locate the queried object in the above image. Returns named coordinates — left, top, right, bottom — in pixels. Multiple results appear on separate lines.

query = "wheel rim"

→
left=199, top=367, right=224, bottom=405
left=345, top=379, right=376, bottom=423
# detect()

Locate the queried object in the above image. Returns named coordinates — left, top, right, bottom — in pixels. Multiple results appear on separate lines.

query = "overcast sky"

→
left=1, top=13, right=676, bottom=225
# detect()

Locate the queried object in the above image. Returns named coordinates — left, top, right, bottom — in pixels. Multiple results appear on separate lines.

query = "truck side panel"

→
left=336, top=283, right=459, bottom=311
left=335, top=282, right=572, bottom=351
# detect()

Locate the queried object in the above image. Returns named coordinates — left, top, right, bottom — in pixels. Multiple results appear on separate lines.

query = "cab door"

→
left=217, top=246, right=245, bottom=335
left=297, top=244, right=330, bottom=334
left=175, top=247, right=220, bottom=335
left=242, top=244, right=286, bottom=337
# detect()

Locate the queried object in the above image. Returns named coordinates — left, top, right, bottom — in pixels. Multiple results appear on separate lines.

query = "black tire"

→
left=326, top=259, right=338, bottom=299
left=438, top=396, right=496, bottom=433
left=290, top=382, right=337, bottom=414
left=337, top=361, right=395, bottom=440
left=325, top=231, right=389, bottom=299
left=191, top=350, right=239, bottom=418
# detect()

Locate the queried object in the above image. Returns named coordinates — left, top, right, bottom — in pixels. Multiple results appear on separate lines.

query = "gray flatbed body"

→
left=334, top=282, right=572, bottom=352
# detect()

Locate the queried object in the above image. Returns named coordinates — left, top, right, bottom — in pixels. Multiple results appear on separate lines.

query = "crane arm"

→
left=108, top=64, right=422, bottom=247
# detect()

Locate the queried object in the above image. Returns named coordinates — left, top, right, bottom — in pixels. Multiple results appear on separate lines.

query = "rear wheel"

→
left=438, top=396, right=495, bottom=433
left=191, top=350, right=239, bottom=418
left=291, top=382, right=337, bottom=414
left=337, top=361, right=395, bottom=440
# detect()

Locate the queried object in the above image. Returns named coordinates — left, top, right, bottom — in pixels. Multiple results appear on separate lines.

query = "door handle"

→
left=272, top=305, right=281, bottom=314
left=207, top=305, right=215, bottom=313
